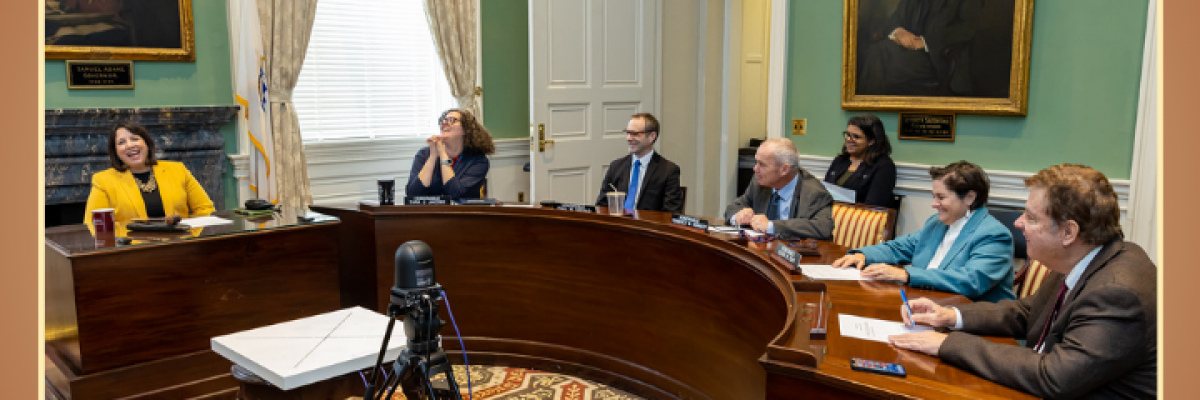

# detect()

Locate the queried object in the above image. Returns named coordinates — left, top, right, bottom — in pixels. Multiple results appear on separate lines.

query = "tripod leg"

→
left=442, top=366, right=464, bottom=400
left=419, top=363, right=439, bottom=400
left=383, top=355, right=413, bottom=400
left=398, top=358, right=426, bottom=400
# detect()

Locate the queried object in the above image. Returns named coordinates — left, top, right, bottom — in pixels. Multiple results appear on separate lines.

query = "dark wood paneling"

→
left=310, top=205, right=380, bottom=309
left=45, top=222, right=342, bottom=399
left=46, top=346, right=236, bottom=400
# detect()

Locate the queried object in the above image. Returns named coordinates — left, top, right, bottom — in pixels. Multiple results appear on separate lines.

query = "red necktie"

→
left=1034, top=282, right=1068, bottom=352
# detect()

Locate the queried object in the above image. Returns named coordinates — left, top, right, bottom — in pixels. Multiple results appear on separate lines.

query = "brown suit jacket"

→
left=939, top=241, right=1157, bottom=399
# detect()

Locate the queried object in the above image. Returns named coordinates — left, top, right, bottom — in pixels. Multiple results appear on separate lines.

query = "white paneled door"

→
left=529, top=0, right=659, bottom=205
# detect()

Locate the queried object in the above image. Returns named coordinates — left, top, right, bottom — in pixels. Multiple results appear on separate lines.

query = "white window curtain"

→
left=293, top=0, right=457, bottom=142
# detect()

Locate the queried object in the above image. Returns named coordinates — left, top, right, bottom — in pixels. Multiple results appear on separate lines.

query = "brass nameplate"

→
left=898, top=113, right=955, bottom=142
left=66, top=60, right=134, bottom=89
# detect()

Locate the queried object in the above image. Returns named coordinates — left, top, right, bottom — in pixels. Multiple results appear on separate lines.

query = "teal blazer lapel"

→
left=937, top=206, right=989, bottom=269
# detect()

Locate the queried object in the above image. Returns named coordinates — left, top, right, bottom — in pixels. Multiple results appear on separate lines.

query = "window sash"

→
left=293, top=0, right=457, bottom=142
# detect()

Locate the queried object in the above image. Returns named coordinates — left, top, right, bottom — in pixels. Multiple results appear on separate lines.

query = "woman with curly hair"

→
left=406, top=109, right=496, bottom=201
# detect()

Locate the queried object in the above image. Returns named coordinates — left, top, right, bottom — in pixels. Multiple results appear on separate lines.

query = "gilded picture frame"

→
left=841, top=0, right=1034, bottom=116
left=45, top=0, right=196, bottom=62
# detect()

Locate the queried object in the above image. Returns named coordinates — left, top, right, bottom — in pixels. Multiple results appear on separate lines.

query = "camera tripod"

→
left=366, top=287, right=463, bottom=400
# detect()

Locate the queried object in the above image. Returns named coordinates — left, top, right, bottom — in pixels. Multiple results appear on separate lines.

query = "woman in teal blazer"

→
left=833, top=161, right=1015, bottom=303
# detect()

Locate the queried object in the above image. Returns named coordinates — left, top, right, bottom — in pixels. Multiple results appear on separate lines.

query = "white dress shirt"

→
left=926, top=209, right=974, bottom=270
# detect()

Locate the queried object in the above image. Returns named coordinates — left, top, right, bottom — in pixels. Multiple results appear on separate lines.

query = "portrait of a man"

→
left=843, top=0, right=1033, bottom=115
left=45, top=0, right=195, bottom=61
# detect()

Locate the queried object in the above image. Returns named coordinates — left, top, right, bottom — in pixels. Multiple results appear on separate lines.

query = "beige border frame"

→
left=841, top=0, right=1034, bottom=116
left=65, top=60, right=135, bottom=89
left=45, top=0, right=195, bottom=62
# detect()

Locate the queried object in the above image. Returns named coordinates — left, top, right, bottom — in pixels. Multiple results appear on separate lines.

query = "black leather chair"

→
left=987, top=206, right=1027, bottom=259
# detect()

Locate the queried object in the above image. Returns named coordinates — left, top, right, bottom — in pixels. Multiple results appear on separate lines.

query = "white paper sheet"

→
left=742, top=229, right=769, bottom=238
left=838, top=314, right=933, bottom=343
left=797, top=264, right=871, bottom=280
left=709, top=226, right=742, bottom=233
left=821, top=181, right=857, bottom=203
left=181, top=216, right=234, bottom=228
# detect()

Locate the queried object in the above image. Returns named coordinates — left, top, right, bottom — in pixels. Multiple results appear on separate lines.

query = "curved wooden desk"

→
left=312, top=205, right=1035, bottom=400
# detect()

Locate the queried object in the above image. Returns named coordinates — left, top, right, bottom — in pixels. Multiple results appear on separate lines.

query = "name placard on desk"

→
left=670, top=215, right=709, bottom=230
left=404, top=195, right=453, bottom=205
left=460, top=198, right=498, bottom=205
left=555, top=203, right=596, bottom=213
left=774, top=244, right=801, bottom=273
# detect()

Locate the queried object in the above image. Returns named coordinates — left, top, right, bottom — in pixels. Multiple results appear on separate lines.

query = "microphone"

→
left=391, top=240, right=441, bottom=306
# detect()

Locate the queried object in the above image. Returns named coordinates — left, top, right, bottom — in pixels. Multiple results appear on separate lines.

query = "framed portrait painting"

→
left=45, top=0, right=195, bottom=61
left=842, top=0, right=1033, bottom=115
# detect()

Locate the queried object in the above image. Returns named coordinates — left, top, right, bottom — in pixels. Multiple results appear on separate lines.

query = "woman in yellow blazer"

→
left=84, top=122, right=215, bottom=233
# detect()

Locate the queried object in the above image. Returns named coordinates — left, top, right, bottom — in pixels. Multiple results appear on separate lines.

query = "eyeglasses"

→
left=843, top=131, right=866, bottom=140
left=439, top=116, right=461, bottom=126
left=623, top=130, right=648, bottom=136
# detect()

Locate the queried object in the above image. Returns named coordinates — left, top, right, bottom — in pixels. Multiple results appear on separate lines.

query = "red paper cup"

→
left=92, top=208, right=116, bottom=234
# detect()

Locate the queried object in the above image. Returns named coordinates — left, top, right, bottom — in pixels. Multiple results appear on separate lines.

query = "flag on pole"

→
left=229, top=0, right=276, bottom=204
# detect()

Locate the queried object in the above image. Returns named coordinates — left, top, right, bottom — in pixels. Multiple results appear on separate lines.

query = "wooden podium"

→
left=45, top=211, right=343, bottom=400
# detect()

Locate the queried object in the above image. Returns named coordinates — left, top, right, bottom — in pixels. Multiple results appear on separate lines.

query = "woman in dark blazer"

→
left=824, top=114, right=898, bottom=208
left=406, top=109, right=495, bottom=201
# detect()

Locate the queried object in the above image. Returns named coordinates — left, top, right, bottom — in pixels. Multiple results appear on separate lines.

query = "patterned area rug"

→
left=380, top=365, right=644, bottom=400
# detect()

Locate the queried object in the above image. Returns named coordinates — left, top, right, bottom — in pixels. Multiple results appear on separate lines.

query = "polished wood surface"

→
left=44, top=214, right=342, bottom=400
left=314, top=204, right=798, bottom=399
left=311, top=204, right=1036, bottom=399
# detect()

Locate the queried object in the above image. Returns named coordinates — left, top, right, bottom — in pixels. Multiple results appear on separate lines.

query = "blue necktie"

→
left=767, top=192, right=781, bottom=221
left=624, top=160, right=641, bottom=210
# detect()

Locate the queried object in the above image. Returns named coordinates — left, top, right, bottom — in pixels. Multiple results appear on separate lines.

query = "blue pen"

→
left=900, top=289, right=914, bottom=321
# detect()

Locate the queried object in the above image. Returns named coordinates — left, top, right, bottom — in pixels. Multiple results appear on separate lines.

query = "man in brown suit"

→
left=889, top=164, right=1157, bottom=399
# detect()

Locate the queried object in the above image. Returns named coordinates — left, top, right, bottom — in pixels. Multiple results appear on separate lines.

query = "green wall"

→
left=481, top=0, right=529, bottom=139
left=786, top=0, right=1148, bottom=180
left=45, top=1, right=239, bottom=208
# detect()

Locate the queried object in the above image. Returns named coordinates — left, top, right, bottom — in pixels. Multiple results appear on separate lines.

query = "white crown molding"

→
left=228, top=153, right=250, bottom=180
left=796, top=154, right=1131, bottom=212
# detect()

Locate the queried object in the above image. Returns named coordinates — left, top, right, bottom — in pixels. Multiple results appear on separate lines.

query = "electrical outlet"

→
left=792, top=118, right=807, bottom=136
left=518, top=192, right=526, bottom=203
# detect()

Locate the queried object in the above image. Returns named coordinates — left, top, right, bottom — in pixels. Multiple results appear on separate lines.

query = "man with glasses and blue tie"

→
left=725, top=138, right=834, bottom=240
left=595, top=113, right=683, bottom=213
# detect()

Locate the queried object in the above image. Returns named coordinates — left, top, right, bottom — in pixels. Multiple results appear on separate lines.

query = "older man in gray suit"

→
left=890, top=164, right=1157, bottom=399
left=725, top=138, right=834, bottom=240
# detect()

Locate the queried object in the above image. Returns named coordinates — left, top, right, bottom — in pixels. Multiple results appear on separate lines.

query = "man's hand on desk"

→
left=732, top=208, right=755, bottom=225
left=900, top=297, right=957, bottom=328
left=889, top=331, right=948, bottom=356
left=750, top=214, right=771, bottom=232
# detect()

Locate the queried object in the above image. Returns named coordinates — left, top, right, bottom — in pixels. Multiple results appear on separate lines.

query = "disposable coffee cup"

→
left=378, top=178, right=396, bottom=205
left=92, top=208, right=116, bottom=234
left=606, top=192, right=625, bottom=215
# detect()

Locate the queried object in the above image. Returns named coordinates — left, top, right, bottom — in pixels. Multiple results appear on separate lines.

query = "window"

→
left=294, top=0, right=457, bottom=142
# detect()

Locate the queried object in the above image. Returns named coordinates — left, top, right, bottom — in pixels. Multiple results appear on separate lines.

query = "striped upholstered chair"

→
left=831, top=201, right=897, bottom=250
left=1015, top=260, right=1054, bottom=298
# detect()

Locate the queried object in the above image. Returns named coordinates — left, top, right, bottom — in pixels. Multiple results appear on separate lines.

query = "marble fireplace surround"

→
left=45, top=107, right=239, bottom=216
